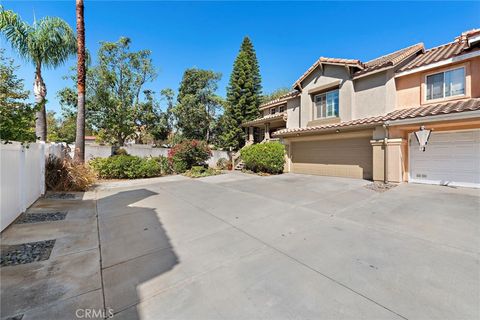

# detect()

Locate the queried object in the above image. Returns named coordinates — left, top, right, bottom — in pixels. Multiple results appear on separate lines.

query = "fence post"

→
left=40, top=142, right=46, bottom=195
left=19, top=144, right=26, bottom=213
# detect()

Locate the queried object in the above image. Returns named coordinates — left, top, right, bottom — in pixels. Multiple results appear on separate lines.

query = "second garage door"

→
left=409, top=129, right=480, bottom=188
left=291, top=137, right=373, bottom=179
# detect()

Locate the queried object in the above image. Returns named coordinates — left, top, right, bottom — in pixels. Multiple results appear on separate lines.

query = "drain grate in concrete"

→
left=0, top=240, right=56, bottom=267
left=45, top=193, right=76, bottom=199
left=6, top=314, right=23, bottom=320
left=16, top=211, right=67, bottom=224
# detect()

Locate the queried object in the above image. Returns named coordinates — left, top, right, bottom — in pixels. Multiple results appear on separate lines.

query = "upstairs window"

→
left=270, top=107, right=277, bottom=115
left=314, top=89, right=339, bottom=119
left=426, top=67, right=465, bottom=101
left=279, top=105, right=285, bottom=112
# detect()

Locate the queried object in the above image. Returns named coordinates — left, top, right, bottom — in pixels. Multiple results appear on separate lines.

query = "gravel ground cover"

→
left=364, top=181, right=398, bottom=192
left=0, top=240, right=56, bottom=267
left=15, top=212, right=67, bottom=224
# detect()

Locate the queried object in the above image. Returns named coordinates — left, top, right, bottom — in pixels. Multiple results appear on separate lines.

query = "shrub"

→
left=184, top=166, right=222, bottom=178
left=240, top=142, right=285, bottom=174
left=90, top=155, right=162, bottom=179
left=113, top=147, right=129, bottom=156
left=216, top=157, right=230, bottom=170
left=167, top=140, right=211, bottom=173
left=157, top=156, right=173, bottom=175
left=45, top=155, right=96, bottom=191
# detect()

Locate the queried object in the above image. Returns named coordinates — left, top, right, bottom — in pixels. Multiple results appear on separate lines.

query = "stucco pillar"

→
left=386, top=138, right=405, bottom=183
left=283, top=141, right=290, bottom=173
left=370, top=140, right=385, bottom=182
left=264, top=123, right=270, bottom=141
left=370, top=138, right=405, bottom=183
left=248, top=127, right=254, bottom=144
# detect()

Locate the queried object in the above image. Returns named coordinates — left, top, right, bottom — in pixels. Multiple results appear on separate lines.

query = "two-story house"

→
left=242, top=29, right=480, bottom=188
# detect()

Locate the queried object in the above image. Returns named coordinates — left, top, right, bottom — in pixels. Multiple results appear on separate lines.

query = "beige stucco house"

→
left=242, top=29, right=480, bottom=188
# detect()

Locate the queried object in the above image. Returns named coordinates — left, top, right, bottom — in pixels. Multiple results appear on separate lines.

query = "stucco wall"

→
left=298, top=64, right=353, bottom=126
left=353, top=70, right=396, bottom=118
left=395, top=56, right=480, bottom=109
left=286, top=96, right=301, bottom=129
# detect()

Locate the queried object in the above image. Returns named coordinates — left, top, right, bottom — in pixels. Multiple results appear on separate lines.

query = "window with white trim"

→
left=279, top=105, right=285, bottom=112
left=426, top=67, right=465, bottom=101
left=270, top=107, right=277, bottom=115
left=314, top=89, right=339, bottom=119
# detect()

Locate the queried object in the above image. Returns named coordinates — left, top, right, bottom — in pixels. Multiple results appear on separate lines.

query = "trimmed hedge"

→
left=240, top=142, right=285, bottom=174
left=90, top=155, right=162, bottom=179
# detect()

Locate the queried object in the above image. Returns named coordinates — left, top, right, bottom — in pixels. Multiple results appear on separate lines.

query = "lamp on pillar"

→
left=414, top=126, right=432, bottom=152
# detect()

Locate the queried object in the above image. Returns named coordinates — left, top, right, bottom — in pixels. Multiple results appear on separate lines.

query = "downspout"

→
left=383, top=122, right=390, bottom=184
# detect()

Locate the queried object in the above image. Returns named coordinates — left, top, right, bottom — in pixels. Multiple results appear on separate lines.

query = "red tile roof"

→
left=353, top=43, right=424, bottom=77
left=242, top=112, right=287, bottom=127
left=273, top=98, right=480, bottom=137
left=260, top=90, right=300, bottom=109
left=397, top=29, right=480, bottom=73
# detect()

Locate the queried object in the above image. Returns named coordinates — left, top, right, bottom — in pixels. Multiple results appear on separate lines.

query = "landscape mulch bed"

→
left=364, top=182, right=398, bottom=193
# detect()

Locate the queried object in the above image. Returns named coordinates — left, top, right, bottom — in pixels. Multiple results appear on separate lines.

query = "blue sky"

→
left=2, top=1, right=479, bottom=115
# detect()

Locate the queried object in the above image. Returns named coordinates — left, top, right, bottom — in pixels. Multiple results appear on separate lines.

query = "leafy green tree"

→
left=220, top=36, right=262, bottom=149
left=0, top=50, right=36, bottom=143
left=90, top=37, right=156, bottom=145
left=58, top=37, right=157, bottom=146
left=174, top=68, right=223, bottom=142
left=262, top=87, right=291, bottom=103
left=46, top=111, right=77, bottom=144
left=0, top=7, right=77, bottom=141
left=159, top=88, right=175, bottom=135
left=135, top=89, right=170, bottom=144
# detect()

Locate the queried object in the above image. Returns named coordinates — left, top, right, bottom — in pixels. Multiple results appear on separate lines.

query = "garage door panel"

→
left=410, top=130, right=480, bottom=188
left=291, top=137, right=372, bottom=179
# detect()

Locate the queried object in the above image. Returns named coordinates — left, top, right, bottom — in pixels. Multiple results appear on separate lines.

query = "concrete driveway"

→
left=1, top=172, right=478, bottom=319
left=97, top=172, right=479, bottom=320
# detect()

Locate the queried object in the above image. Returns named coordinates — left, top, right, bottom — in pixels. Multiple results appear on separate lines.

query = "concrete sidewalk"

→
left=0, top=192, right=103, bottom=320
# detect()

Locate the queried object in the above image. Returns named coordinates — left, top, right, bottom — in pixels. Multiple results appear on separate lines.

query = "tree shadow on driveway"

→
left=97, top=188, right=179, bottom=319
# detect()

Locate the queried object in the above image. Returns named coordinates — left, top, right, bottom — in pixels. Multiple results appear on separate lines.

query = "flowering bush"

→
left=168, top=140, right=211, bottom=173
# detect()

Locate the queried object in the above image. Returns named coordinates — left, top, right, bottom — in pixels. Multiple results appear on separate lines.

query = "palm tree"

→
left=0, top=7, right=76, bottom=141
left=74, top=0, right=86, bottom=162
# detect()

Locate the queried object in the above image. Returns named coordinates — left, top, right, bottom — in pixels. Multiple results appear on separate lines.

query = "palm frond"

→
left=0, top=8, right=33, bottom=61
left=34, top=16, right=77, bottom=68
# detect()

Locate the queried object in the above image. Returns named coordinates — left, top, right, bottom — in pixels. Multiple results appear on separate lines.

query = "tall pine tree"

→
left=220, top=37, right=262, bottom=149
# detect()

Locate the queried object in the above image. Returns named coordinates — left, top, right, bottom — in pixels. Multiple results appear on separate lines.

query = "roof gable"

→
left=292, top=57, right=364, bottom=90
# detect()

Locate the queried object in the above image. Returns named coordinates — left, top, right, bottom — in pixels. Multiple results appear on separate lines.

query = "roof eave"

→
left=385, top=110, right=480, bottom=126
left=273, top=122, right=379, bottom=138
left=395, top=50, right=480, bottom=78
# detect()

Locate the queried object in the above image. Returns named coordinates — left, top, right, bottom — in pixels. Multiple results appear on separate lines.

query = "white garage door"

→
left=409, top=129, right=480, bottom=188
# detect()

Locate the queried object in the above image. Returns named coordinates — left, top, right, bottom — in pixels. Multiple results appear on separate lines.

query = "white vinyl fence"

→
left=1, top=142, right=46, bottom=231
left=69, top=144, right=231, bottom=167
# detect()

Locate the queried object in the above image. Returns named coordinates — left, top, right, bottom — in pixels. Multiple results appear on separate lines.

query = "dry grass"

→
left=45, top=155, right=96, bottom=191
